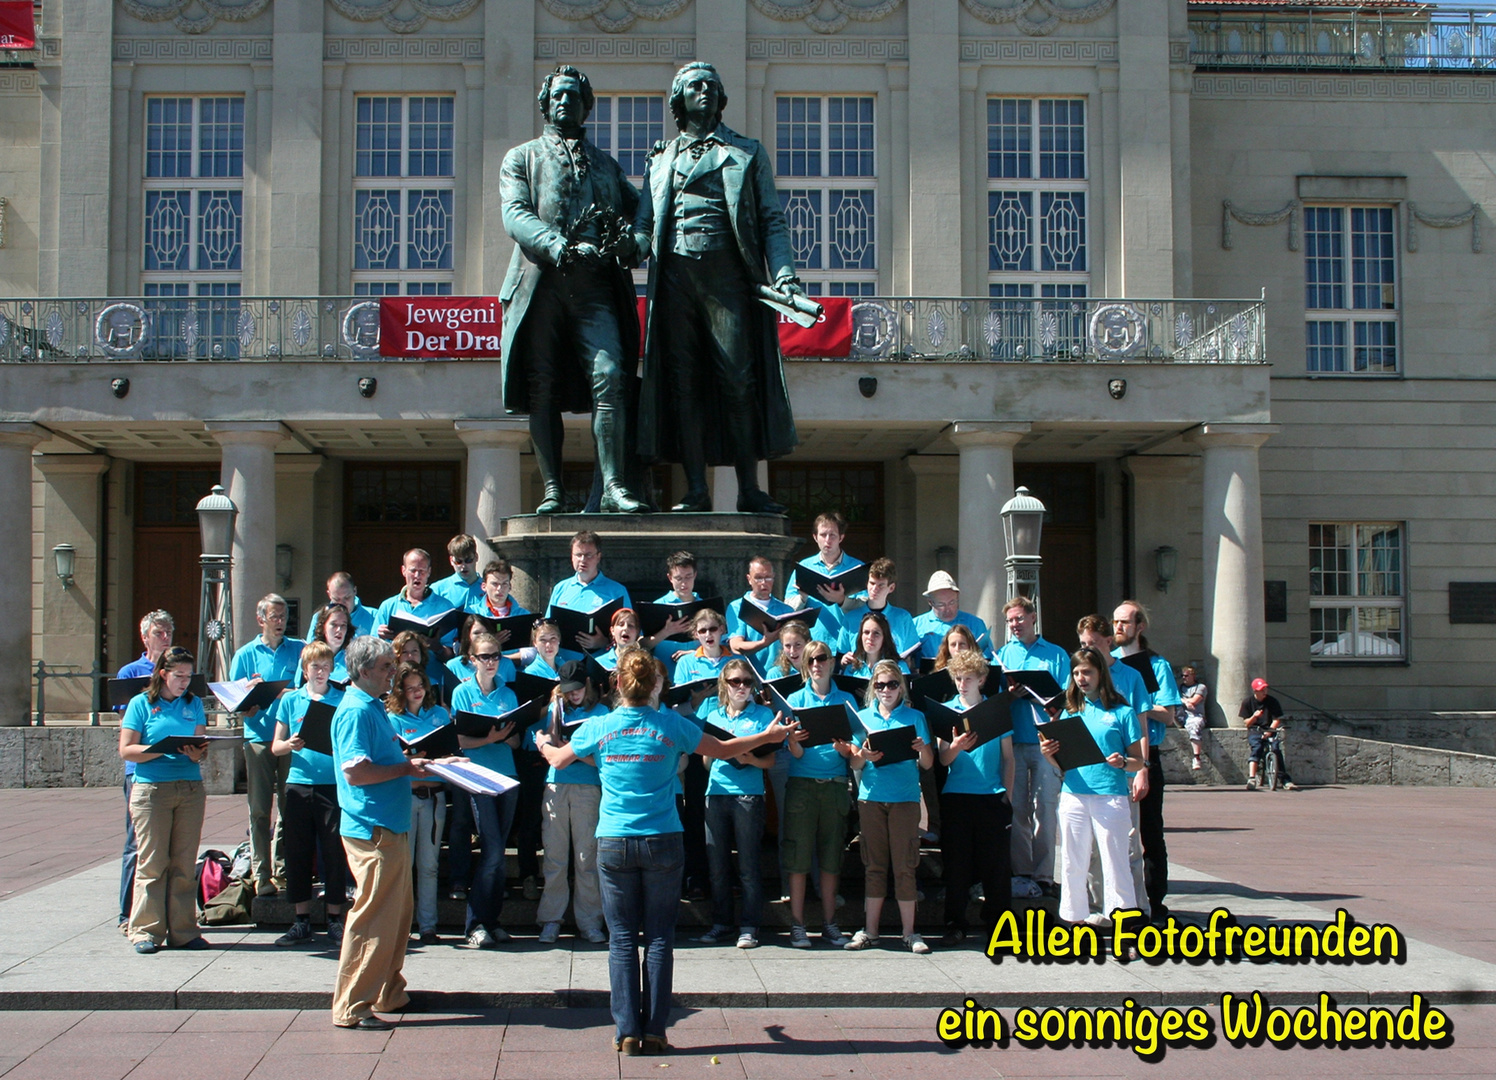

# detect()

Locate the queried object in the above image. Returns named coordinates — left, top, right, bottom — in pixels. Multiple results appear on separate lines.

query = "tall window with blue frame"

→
left=774, top=96, right=877, bottom=297
left=985, top=98, right=1089, bottom=359
left=142, top=97, right=245, bottom=358
left=1304, top=205, right=1398, bottom=374
left=353, top=96, right=456, bottom=296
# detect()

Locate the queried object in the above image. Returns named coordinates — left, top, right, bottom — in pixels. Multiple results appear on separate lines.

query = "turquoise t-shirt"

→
left=1111, top=649, right=1180, bottom=749
left=673, top=651, right=734, bottom=686
left=331, top=686, right=412, bottom=839
left=996, top=636, right=1071, bottom=744
left=569, top=705, right=705, bottom=837
left=725, top=593, right=794, bottom=675
left=1106, top=660, right=1155, bottom=742
left=938, top=694, right=1011, bottom=796
left=700, top=701, right=775, bottom=796
left=450, top=679, right=520, bottom=778
left=524, top=655, right=563, bottom=680
left=836, top=603, right=921, bottom=659
left=446, top=653, right=516, bottom=688
left=282, top=684, right=346, bottom=787
left=853, top=703, right=929, bottom=803
left=1060, top=699, right=1142, bottom=797
left=387, top=703, right=451, bottom=746
left=912, top=609, right=993, bottom=660
left=527, top=702, right=607, bottom=785
left=374, top=589, right=455, bottom=686
left=228, top=636, right=306, bottom=743
left=546, top=573, right=632, bottom=617
left=122, top=691, right=206, bottom=784
left=786, top=684, right=858, bottom=780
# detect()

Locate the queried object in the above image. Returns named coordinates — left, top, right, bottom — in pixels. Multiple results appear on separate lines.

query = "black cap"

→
left=556, top=659, right=587, bottom=693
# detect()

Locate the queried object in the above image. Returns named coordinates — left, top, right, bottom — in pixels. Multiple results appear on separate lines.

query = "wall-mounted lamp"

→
left=276, top=543, right=294, bottom=591
left=1154, top=545, right=1179, bottom=593
left=53, top=543, right=76, bottom=588
left=933, top=544, right=956, bottom=575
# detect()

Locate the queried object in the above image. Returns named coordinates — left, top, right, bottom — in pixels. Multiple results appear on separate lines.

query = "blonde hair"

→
left=863, top=659, right=907, bottom=709
left=716, top=658, right=758, bottom=711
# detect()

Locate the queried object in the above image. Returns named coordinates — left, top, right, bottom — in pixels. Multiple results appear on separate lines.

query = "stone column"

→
left=268, top=0, right=324, bottom=292
left=456, top=421, right=532, bottom=540
left=0, top=425, right=45, bottom=725
left=950, top=422, right=1030, bottom=637
left=44, top=0, right=113, bottom=293
left=1191, top=424, right=1277, bottom=727
left=695, top=0, right=747, bottom=130
left=1116, top=0, right=1176, bottom=296
left=35, top=454, right=111, bottom=719
left=207, top=423, right=286, bottom=649
left=906, top=0, right=962, bottom=294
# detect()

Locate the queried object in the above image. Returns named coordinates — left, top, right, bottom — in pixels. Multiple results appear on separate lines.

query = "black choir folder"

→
left=295, top=699, right=337, bottom=756
left=908, top=666, right=1006, bottom=707
left=764, top=686, right=855, bottom=747
left=1005, top=668, right=1066, bottom=709
left=108, top=674, right=211, bottom=709
left=386, top=607, right=466, bottom=640
left=454, top=696, right=549, bottom=739
left=209, top=678, right=290, bottom=714
left=921, top=694, right=1012, bottom=748
left=551, top=598, right=626, bottom=654
left=397, top=723, right=461, bottom=760
left=736, top=600, right=818, bottom=637
left=637, top=597, right=725, bottom=640
left=1118, top=652, right=1161, bottom=694
left=793, top=562, right=869, bottom=599
left=143, top=734, right=238, bottom=755
left=702, top=721, right=778, bottom=760
left=467, top=610, right=540, bottom=645
left=865, top=724, right=919, bottom=765
left=1034, top=716, right=1109, bottom=771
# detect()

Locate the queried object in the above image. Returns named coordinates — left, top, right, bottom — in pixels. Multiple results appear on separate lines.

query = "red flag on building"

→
left=634, top=295, right=855, bottom=359
left=0, top=2, right=36, bottom=49
left=377, top=296, right=502, bottom=357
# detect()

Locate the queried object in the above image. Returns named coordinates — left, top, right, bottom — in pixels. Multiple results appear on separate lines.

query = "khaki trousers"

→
left=333, top=828, right=414, bottom=1025
left=244, top=739, right=289, bottom=889
left=127, top=780, right=206, bottom=946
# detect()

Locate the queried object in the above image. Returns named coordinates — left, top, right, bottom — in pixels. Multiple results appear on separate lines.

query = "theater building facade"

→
left=1, top=0, right=1491, bottom=724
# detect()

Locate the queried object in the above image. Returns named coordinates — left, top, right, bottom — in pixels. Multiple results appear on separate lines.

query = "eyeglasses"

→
left=873, top=681, right=901, bottom=691
left=474, top=653, right=501, bottom=663
left=697, top=625, right=723, bottom=634
left=806, top=655, right=830, bottom=664
left=725, top=677, right=755, bottom=688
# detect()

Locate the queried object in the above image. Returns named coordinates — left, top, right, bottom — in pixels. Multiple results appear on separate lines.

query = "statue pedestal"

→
left=490, top=513, right=801, bottom=614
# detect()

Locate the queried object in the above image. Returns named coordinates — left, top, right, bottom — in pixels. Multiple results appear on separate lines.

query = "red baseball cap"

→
left=1251, top=678, right=1269, bottom=691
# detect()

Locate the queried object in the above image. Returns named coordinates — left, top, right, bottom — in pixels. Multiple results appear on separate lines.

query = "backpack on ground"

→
left=201, top=879, right=255, bottom=925
left=196, top=849, right=233, bottom=909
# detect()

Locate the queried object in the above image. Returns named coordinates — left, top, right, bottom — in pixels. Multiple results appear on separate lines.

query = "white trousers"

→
left=1086, top=795, right=1148, bottom=918
left=1057, top=791, right=1135, bottom=924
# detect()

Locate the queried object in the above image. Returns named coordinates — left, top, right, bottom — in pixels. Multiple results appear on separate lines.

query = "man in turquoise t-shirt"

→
left=330, top=637, right=432, bottom=1030
left=546, top=530, right=633, bottom=653
left=430, top=534, right=486, bottom=613
left=229, top=593, right=304, bottom=896
left=912, top=571, right=993, bottom=660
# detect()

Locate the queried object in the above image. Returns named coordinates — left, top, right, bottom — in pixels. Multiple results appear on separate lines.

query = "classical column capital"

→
left=205, top=421, right=288, bottom=449
left=0, top=422, right=47, bottom=451
left=1190, top=423, right=1279, bottom=451
left=33, top=453, right=110, bottom=477
left=949, top=421, right=1031, bottom=449
left=455, top=420, right=532, bottom=451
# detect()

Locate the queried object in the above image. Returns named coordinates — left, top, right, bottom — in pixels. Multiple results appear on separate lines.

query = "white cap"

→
left=923, top=570, right=959, bottom=598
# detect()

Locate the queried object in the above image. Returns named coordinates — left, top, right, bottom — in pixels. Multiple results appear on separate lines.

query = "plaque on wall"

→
left=1449, top=582, right=1496, bottom=624
left=1264, top=580, right=1287, bottom=624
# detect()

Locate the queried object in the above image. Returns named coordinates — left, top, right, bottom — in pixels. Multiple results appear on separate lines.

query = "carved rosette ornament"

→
left=961, top=0, right=1116, bottom=36
left=749, top=0, right=903, bottom=35
left=326, top=0, right=481, bottom=34
left=117, top=0, right=270, bottom=34
left=539, top=0, right=692, bottom=34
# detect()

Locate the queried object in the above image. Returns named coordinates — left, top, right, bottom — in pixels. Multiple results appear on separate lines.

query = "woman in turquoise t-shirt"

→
left=695, top=659, right=779, bottom=949
left=452, top=630, right=521, bottom=948
left=271, top=641, right=349, bottom=946
left=1039, top=646, right=1145, bottom=928
left=594, top=608, right=643, bottom=671
left=386, top=662, right=452, bottom=944
left=118, top=645, right=210, bottom=954
left=839, top=612, right=909, bottom=680
left=846, top=659, right=933, bottom=954
left=935, top=650, right=1014, bottom=946
left=538, top=649, right=791, bottom=1056
left=296, top=602, right=352, bottom=687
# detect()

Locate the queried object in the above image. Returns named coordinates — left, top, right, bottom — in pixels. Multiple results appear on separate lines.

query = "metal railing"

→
left=2, top=294, right=1267, bottom=364
left=1190, top=9, right=1496, bottom=71
left=31, top=659, right=235, bottom=726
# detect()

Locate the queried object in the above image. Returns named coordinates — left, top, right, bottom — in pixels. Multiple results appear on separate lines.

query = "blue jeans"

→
left=119, top=774, right=138, bottom=924
left=597, top=833, right=684, bottom=1042
left=465, top=788, right=518, bottom=936
left=704, top=793, right=765, bottom=930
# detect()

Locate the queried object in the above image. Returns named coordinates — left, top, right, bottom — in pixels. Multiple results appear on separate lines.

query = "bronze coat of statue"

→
left=499, top=65, right=647, bottom=514
left=633, top=62, right=800, bottom=514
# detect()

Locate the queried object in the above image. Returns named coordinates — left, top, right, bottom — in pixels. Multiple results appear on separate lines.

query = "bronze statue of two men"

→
left=499, top=62, right=806, bottom=515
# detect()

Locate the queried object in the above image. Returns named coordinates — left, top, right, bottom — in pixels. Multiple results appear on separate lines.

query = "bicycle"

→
left=1259, top=728, right=1282, bottom=791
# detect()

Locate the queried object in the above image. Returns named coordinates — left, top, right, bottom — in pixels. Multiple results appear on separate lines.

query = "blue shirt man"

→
left=375, top=549, right=455, bottom=688
left=725, top=557, right=796, bottom=675
left=228, top=602, right=305, bottom=744
left=546, top=531, right=632, bottom=653
left=912, top=571, right=993, bottom=660
left=431, top=537, right=485, bottom=611
left=305, top=572, right=376, bottom=642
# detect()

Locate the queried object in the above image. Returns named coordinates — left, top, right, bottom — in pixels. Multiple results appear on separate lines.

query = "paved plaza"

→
left=1, top=785, right=1493, bottom=1077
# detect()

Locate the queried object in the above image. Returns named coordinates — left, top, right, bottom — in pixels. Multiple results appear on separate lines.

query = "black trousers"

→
left=939, top=791, right=1012, bottom=932
left=282, top=783, right=347, bottom=908
left=679, top=755, right=710, bottom=890
left=1138, top=749, right=1168, bottom=917
left=513, top=749, right=548, bottom=881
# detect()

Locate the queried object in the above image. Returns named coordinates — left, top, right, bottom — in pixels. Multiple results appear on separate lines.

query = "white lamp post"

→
left=196, top=485, right=238, bottom=686
left=1001, top=485, right=1047, bottom=631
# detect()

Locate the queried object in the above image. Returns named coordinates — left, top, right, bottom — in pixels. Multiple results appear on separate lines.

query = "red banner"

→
left=378, top=296, right=502, bottom=357
left=777, top=296, right=853, bottom=357
left=0, top=1, right=35, bottom=48
left=634, top=295, right=853, bottom=358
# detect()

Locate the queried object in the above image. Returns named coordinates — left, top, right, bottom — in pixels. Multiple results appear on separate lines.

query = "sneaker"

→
left=1247, top=778, right=1259, bottom=791
left=1011, top=876, right=1042, bottom=899
left=581, top=927, right=608, bottom=944
left=1192, top=757, right=1202, bottom=771
left=736, top=929, right=759, bottom=949
left=466, top=927, right=496, bottom=949
left=1038, top=880, right=1061, bottom=900
left=488, top=926, right=512, bottom=944
left=696, top=925, right=733, bottom=945
left=844, top=929, right=877, bottom=951
left=256, top=880, right=279, bottom=897
left=418, top=932, right=441, bottom=946
left=822, top=924, right=849, bottom=948
left=276, top=920, right=315, bottom=947
left=133, top=939, right=161, bottom=955
left=448, top=888, right=467, bottom=901
left=904, top=933, right=931, bottom=955
left=788, top=924, right=812, bottom=949
left=522, top=876, right=541, bottom=901
left=538, top=922, right=561, bottom=945
left=326, top=920, right=345, bottom=945
left=941, top=927, right=965, bottom=947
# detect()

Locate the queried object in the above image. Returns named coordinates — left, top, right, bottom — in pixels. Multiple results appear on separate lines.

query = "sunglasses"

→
left=873, top=681, right=901, bottom=691
left=474, top=653, right=501, bottom=663
left=807, top=655, right=830, bottom=664
left=725, top=677, right=755, bottom=688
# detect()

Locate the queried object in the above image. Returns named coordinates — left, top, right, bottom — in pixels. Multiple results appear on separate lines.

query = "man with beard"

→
left=500, top=65, right=648, bottom=514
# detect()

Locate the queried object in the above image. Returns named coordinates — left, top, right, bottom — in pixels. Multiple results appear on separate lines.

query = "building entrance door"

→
left=769, top=462, right=887, bottom=572
left=1013, top=463, right=1097, bottom=649
left=342, top=462, right=461, bottom=609
left=132, top=464, right=220, bottom=658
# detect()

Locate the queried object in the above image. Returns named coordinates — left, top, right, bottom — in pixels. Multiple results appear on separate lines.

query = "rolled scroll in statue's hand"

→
left=754, top=284, right=823, bottom=328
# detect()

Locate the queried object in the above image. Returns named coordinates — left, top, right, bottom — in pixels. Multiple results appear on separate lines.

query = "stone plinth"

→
left=490, top=514, right=800, bottom=614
